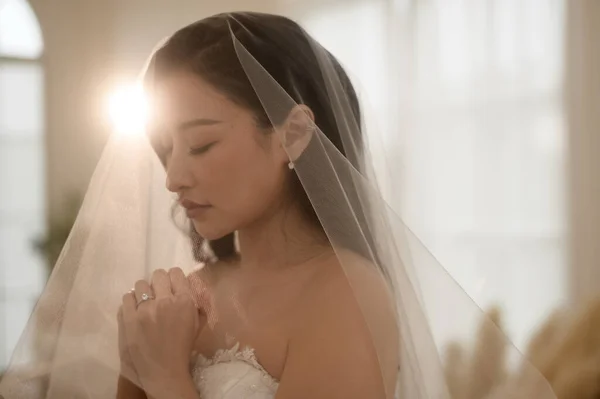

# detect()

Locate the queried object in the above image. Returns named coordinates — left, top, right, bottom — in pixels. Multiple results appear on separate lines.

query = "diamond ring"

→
left=136, top=292, right=155, bottom=308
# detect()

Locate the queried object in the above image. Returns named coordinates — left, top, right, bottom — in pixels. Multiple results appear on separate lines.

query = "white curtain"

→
left=299, top=0, right=566, bottom=350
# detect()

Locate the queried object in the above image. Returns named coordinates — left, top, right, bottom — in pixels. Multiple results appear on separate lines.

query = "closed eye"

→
left=189, top=142, right=216, bottom=156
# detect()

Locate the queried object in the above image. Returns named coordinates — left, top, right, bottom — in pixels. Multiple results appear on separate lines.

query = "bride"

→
left=0, top=11, right=557, bottom=399
left=116, top=12, right=398, bottom=399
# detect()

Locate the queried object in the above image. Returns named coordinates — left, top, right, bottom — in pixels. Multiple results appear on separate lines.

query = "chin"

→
left=191, top=220, right=235, bottom=241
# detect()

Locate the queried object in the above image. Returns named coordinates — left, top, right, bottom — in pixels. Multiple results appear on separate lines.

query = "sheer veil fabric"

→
left=0, top=12, right=556, bottom=399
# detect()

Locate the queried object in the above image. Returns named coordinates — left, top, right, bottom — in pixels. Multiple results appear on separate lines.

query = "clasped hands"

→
left=117, top=268, right=207, bottom=397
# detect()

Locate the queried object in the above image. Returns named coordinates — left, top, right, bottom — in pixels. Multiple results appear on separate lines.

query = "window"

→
left=302, top=0, right=566, bottom=350
left=0, top=0, right=45, bottom=370
left=0, top=0, right=43, bottom=59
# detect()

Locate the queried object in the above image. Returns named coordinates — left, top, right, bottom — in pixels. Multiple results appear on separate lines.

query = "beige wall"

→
left=566, top=1, right=600, bottom=304
left=30, top=0, right=116, bottom=219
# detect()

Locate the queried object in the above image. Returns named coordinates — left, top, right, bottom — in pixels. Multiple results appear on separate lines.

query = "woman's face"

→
left=150, top=72, right=289, bottom=240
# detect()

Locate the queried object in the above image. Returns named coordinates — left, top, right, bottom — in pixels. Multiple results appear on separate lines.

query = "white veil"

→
left=0, top=12, right=556, bottom=399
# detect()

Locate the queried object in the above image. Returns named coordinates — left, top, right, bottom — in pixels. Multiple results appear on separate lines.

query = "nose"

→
left=165, top=149, right=194, bottom=193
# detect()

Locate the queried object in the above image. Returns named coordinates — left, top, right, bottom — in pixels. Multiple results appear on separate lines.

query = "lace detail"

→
left=191, top=343, right=279, bottom=398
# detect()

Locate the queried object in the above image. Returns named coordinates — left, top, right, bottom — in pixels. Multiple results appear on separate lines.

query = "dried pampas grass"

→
left=534, top=298, right=600, bottom=399
left=443, top=307, right=507, bottom=399
left=444, top=298, right=600, bottom=399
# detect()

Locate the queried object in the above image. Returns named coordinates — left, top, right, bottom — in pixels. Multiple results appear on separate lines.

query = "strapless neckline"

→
left=191, top=343, right=279, bottom=398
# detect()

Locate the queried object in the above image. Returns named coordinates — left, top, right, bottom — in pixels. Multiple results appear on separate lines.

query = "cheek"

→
left=202, top=137, right=286, bottom=215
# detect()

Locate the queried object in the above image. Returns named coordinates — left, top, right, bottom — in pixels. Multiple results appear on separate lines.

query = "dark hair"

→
left=145, top=12, right=376, bottom=267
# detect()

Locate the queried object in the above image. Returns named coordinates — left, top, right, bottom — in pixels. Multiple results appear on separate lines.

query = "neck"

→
left=236, top=202, right=330, bottom=271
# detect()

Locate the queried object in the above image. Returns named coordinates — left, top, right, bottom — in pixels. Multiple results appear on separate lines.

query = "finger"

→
left=169, top=267, right=190, bottom=296
left=121, top=292, right=136, bottom=319
left=151, top=269, right=171, bottom=298
left=117, top=306, right=126, bottom=344
left=134, top=279, right=153, bottom=304
left=117, top=306, right=125, bottom=328
left=117, top=305, right=123, bottom=322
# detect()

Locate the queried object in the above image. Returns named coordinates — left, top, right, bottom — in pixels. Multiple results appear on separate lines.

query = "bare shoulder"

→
left=300, top=249, right=396, bottom=319
left=281, top=250, right=399, bottom=398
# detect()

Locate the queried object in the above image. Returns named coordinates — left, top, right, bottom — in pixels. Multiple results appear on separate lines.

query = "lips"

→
left=180, top=199, right=208, bottom=210
left=179, top=199, right=212, bottom=218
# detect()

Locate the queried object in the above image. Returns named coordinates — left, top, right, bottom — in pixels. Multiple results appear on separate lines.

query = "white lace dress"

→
left=192, top=343, right=279, bottom=399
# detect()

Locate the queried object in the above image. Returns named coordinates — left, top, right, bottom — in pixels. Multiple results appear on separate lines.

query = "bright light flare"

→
left=107, top=84, right=149, bottom=135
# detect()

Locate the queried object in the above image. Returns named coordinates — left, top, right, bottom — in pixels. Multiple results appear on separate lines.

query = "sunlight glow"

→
left=107, top=84, right=149, bottom=136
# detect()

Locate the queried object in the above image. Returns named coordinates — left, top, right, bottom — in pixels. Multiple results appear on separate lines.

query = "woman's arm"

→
left=117, top=304, right=147, bottom=399
left=275, top=260, right=399, bottom=399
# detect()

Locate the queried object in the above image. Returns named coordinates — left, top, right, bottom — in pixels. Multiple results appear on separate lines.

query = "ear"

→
left=278, top=105, right=315, bottom=167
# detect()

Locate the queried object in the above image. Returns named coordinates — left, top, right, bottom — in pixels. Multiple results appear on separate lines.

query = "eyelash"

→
left=188, top=142, right=216, bottom=156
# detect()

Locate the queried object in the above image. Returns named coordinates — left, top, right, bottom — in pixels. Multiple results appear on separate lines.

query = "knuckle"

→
left=134, top=280, right=147, bottom=289
left=153, top=268, right=167, bottom=278
left=169, top=267, right=184, bottom=277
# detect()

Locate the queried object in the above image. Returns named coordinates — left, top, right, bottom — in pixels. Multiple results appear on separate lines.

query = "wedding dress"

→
left=192, top=344, right=278, bottom=399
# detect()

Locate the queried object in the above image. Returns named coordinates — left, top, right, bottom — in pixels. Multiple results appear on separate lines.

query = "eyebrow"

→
left=177, top=118, right=223, bottom=132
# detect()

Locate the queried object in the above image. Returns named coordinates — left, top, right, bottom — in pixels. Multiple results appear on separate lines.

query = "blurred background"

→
left=0, top=0, right=598, bottom=383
